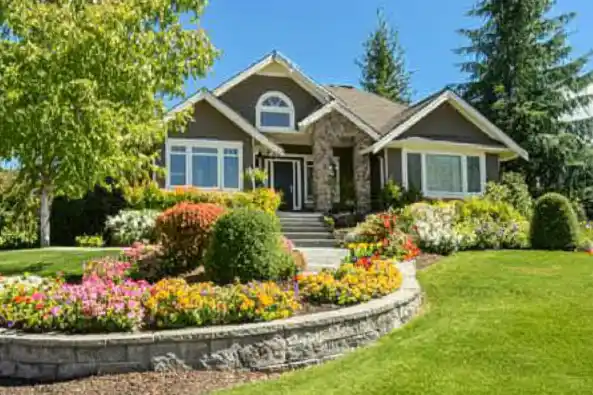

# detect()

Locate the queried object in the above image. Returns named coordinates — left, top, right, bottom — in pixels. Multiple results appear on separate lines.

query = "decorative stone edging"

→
left=0, top=261, right=422, bottom=381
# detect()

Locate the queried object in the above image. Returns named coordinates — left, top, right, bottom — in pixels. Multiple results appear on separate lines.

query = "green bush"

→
left=205, top=209, right=296, bottom=284
left=530, top=193, right=579, bottom=250
left=75, top=234, right=105, bottom=247
left=380, top=180, right=403, bottom=209
left=484, top=172, right=533, bottom=218
left=124, top=182, right=280, bottom=214
left=457, top=197, right=525, bottom=224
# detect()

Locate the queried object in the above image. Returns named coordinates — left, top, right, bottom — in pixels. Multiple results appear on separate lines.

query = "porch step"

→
left=284, top=232, right=334, bottom=240
left=277, top=211, right=324, bottom=219
left=282, top=225, right=329, bottom=233
left=292, top=239, right=338, bottom=248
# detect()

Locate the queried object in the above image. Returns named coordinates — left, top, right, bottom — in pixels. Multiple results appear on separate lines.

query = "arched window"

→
left=256, top=91, right=295, bottom=131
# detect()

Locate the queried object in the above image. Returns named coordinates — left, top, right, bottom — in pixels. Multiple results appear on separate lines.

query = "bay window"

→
left=167, top=140, right=243, bottom=190
left=404, top=151, right=485, bottom=198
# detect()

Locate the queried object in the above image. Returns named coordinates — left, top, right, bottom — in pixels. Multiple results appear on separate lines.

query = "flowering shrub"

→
left=124, top=182, right=281, bottom=214
left=143, top=278, right=300, bottom=329
left=123, top=242, right=164, bottom=281
left=156, top=202, right=225, bottom=276
left=105, top=209, right=161, bottom=245
left=75, top=234, right=104, bottom=248
left=298, top=261, right=403, bottom=305
left=406, top=203, right=461, bottom=255
left=355, top=211, right=400, bottom=243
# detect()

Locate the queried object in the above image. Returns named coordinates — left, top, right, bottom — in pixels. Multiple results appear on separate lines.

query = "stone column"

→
left=353, top=134, right=372, bottom=213
left=311, top=121, right=333, bottom=213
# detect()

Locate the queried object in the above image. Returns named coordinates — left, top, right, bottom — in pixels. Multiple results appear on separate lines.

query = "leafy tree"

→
left=357, top=9, right=412, bottom=104
left=0, top=0, right=218, bottom=246
left=457, top=0, right=593, bottom=194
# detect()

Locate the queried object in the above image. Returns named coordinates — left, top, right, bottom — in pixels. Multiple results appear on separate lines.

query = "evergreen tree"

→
left=357, top=9, right=412, bottom=104
left=457, top=0, right=593, bottom=195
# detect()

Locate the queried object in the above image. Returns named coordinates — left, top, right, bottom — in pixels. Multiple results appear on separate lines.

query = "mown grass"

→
left=223, top=251, right=593, bottom=395
left=0, top=248, right=121, bottom=278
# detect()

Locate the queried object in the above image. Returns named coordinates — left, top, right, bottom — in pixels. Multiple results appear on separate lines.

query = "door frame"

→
left=264, top=158, right=302, bottom=211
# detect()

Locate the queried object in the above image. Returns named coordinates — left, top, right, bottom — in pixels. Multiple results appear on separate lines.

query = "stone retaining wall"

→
left=0, top=261, right=421, bottom=381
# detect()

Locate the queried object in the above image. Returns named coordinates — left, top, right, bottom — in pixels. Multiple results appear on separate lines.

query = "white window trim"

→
left=256, top=91, right=295, bottom=132
left=401, top=148, right=486, bottom=199
left=165, top=138, right=244, bottom=191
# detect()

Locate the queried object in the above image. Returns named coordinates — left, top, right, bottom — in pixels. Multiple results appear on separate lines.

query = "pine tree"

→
left=457, top=0, right=593, bottom=194
left=357, top=9, right=412, bottom=104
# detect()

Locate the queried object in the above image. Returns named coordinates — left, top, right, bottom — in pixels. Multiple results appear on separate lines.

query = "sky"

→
left=171, top=0, right=593, bottom=107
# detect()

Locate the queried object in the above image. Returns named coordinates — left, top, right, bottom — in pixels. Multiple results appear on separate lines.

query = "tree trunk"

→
left=39, top=184, right=53, bottom=248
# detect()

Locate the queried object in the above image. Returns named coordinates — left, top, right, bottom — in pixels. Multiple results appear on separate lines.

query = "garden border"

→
left=0, top=261, right=421, bottom=381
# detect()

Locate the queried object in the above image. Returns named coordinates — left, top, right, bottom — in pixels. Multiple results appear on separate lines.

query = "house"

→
left=163, top=51, right=528, bottom=212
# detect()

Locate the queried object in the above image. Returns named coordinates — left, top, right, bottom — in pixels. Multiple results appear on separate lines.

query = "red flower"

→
left=35, top=303, right=44, bottom=310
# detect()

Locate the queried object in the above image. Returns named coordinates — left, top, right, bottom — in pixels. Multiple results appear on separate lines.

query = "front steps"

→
left=278, top=212, right=337, bottom=248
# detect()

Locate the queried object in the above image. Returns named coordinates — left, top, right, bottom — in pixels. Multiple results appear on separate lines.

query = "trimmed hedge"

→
left=205, top=208, right=295, bottom=284
left=530, top=193, right=579, bottom=250
left=124, top=183, right=281, bottom=214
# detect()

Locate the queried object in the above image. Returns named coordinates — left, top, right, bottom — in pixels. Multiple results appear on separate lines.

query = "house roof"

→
left=325, top=85, right=408, bottom=134
left=363, top=90, right=529, bottom=160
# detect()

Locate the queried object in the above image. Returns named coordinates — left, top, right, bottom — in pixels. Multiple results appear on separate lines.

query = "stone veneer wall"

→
left=0, top=261, right=421, bottom=382
left=308, top=112, right=373, bottom=213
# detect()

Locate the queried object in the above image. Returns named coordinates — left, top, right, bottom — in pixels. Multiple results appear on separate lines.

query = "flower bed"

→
left=0, top=260, right=421, bottom=381
left=0, top=255, right=409, bottom=334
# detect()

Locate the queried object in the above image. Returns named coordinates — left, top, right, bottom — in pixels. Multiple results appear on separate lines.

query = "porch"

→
left=255, top=112, right=378, bottom=213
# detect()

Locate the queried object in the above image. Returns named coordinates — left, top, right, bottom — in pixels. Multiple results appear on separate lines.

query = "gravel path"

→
left=0, top=371, right=277, bottom=395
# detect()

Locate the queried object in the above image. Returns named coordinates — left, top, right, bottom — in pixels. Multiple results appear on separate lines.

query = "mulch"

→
left=0, top=371, right=279, bottom=395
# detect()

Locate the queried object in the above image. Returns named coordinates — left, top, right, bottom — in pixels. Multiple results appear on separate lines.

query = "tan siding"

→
left=398, top=102, right=505, bottom=147
left=219, top=75, right=322, bottom=126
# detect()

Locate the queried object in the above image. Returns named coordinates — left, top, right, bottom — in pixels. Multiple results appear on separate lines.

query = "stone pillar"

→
left=353, top=134, right=372, bottom=213
left=312, top=122, right=333, bottom=213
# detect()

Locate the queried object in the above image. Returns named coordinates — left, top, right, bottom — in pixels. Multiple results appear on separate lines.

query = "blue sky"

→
left=172, top=0, right=593, bottom=107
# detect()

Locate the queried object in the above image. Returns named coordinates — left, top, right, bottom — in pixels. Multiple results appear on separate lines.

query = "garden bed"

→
left=0, top=260, right=421, bottom=381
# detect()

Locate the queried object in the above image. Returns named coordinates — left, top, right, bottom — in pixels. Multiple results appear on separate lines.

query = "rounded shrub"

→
left=530, top=193, right=579, bottom=250
left=205, top=208, right=296, bottom=284
left=155, top=202, right=225, bottom=276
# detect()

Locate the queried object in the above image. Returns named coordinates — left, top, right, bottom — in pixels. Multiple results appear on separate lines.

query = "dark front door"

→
left=273, top=161, right=295, bottom=211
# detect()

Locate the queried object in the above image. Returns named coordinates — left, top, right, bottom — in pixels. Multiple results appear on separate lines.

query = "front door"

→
left=272, top=161, right=295, bottom=211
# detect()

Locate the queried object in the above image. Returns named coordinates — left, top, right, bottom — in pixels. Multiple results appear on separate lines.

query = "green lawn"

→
left=0, top=248, right=121, bottom=278
left=223, top=251, right=593, bottom=395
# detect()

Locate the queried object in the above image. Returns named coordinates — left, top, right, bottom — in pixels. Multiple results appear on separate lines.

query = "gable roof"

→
left=325, top=85, right=408, bottom=133
left=363, top=90, right=529, bottom=160
left=165, top=91, right=284, bottom=155
left=213, top=50, right=335, bottom=103
left=298, top=101, right=381, bottom=140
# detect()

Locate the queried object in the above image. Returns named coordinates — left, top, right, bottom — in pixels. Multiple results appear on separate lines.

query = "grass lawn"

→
left=0, top=248, right=121, bottom=278
left=223, top=251, right=593, bottom=395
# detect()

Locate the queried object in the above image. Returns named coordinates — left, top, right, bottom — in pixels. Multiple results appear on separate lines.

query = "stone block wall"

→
left=0, top=261, right=421, bottom=382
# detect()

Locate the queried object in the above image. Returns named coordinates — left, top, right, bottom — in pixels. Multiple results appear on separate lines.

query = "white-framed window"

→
left=256, top=91, right=295, bottom=131
left=305, top=157, right=340, bottom=204
left=402, top=149, right=486, bottom=198
left=166, top=139, right=243, bottom=190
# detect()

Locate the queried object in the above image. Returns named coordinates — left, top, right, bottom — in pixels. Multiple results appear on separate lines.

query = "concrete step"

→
left=279, top=217, right=325, bottom=224
left=293, top=239, right=338, bottom=248
left=284, top=232, right=334, bottom=240
left=277, top=211, right=324, bottom=219
left=282, top=225, right=329, bottom=233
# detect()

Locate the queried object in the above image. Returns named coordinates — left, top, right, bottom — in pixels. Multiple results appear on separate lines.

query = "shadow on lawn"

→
left=0, top=262, right=83, bottom=283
